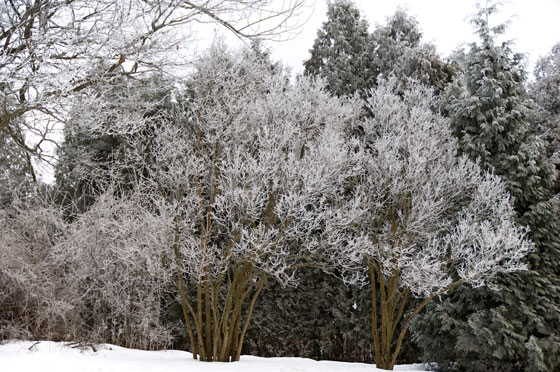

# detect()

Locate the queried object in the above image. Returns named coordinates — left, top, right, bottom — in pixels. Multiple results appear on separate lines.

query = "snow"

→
left=0, top=341, right=430, bottom=372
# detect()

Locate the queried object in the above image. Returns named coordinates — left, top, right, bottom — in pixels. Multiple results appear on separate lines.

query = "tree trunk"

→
left=368, top=257, right=410, bottom=370
left=175, top=260, right=266, bottom=362
left=368, top=255, right=463, bottom=370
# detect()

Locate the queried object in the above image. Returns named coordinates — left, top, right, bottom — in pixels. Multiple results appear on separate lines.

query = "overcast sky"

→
left=263, top=0, right=560, bottom=77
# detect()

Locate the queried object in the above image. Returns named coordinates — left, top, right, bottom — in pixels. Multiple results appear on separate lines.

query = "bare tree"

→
left=0, top=0, right=308, bottom=171
left=330, top=78, right=532, bottom=370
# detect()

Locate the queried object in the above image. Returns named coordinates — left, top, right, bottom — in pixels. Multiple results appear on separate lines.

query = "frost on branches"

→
left=0, top=192, right=68, bottom=340
left=3, top=39, right=532, bottom=367
left=0, top=0, right=307, bottom=167
left=59, top=46, right=363, bottom=362
left=331, top=79, right=532, bottom=370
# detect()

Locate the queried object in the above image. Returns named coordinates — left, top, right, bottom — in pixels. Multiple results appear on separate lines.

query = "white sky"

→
left=263, top=0, right=560, bottom=77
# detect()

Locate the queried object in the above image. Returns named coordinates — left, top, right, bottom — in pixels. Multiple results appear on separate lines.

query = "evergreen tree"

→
left=304, top=0, right=376, bottom=97
left=530, top=42, right=560, bottom=174
left=55, top=75, right=174, bottom=213
left=245, top=267, right=375, bottom=362
left=304, top=4, right=454, bottom=99
left=370, top=10, right=455, bottom=95
left=0, top=128, right=34, bottom=206
left=412, top=4, right=560, bottom=372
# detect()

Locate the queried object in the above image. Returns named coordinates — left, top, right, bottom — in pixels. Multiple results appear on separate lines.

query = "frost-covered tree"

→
left=58, top=45, right=363, bottom=362
left=54, top=75, right=175, bottom=214
left=49, top=190, right=177, bottom=348
left=0, top=132, right=55, bottom=341
left=331, top=78, right=531, bottom=371
left=444, top=13, right=532, bottom=177
left=530, top=42, right=560, bottom=162
left=304, top=0, right=376, bottom=97
left=532, top=42, right=560, bottom=118
left=0, top=0, right=307, bottom=167
left=0, top=189, right=68, bottom=341
left=412, top=5, right=560, bottom=372
left=371, top=10, right=455, bottom=95
left=302, top=8, right=454, bottom=361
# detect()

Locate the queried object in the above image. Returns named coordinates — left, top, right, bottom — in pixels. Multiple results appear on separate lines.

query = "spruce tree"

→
left=411, top=4, right=560, bottom=372
left=304, top=0, right=376, bottom=97
left=304, top=4, right=454, bottom=99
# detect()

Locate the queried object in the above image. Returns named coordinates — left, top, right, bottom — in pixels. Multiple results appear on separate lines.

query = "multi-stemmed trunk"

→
left=368, top=257, right=410, bottom=370
left=174, top=248, right=267, bottom=362
left=366, top=195, right=462, bottom=370
left=171, top=211, right=267, bottom=362
left=367, top=256, right=462, bottom=370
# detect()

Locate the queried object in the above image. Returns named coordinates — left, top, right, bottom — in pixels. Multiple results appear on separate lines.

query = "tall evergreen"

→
left=304, top=4, right=454, bottom=99
left=304, top=0, right=376, bottom=97
left=370, top=10, right=455, bottom=95
left=530, top=42, right=560, bottom=174
left=412, top=4, right=560, bottom=372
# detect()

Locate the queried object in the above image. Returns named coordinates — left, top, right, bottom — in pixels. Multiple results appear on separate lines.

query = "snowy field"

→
left=1, top=341, right=430, bottom=372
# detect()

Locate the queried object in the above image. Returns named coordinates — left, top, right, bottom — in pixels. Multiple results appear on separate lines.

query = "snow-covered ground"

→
left=1, top=341, right=430, bottom=372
